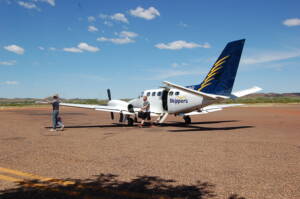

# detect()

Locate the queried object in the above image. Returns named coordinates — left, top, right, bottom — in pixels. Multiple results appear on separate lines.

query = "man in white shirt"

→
left=139, top=96, right=151, bottom=127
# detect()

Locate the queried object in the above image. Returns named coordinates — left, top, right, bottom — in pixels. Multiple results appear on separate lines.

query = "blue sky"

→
left=1, top=0, right=300, bottom=99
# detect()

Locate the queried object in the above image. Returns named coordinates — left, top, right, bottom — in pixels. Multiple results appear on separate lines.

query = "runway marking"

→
left=0, top=167, right=172, bottom=198
left=0, top=167, right=74, bottom=186
left=0, top=167, right=51, bottom=181
left=0, top=174, right=21, bottom=182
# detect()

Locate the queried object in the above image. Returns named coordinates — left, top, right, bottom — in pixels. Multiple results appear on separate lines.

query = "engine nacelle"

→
left=127, top=104, right=134, bottom=113
left=107, top=100, right=128, bottom=110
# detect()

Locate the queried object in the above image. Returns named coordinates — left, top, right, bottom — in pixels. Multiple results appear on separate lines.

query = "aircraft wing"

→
left=184, top=104, right=243, bottom=116
left=60, top=103, right=160, bottom=116
left=60, top=103, right=135, bottom=115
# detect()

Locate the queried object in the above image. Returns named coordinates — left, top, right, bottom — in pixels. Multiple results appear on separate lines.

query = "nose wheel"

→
left=127, top=117, right=134, bottom=126
left=183, top=116, right=191, bottom=125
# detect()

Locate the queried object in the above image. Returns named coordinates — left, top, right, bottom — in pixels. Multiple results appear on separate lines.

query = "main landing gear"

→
left=183, top=115, right=191, bottom=125
left=118, top=113, right=134, bottom=126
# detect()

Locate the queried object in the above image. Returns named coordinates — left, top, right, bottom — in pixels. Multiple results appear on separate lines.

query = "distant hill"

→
left=225, top=93, right=300, bottom=104
left=246, top=93, right=300, bottom=98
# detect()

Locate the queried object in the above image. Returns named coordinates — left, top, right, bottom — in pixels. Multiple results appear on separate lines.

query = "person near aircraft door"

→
left=138, top=96, right=151, bottom=127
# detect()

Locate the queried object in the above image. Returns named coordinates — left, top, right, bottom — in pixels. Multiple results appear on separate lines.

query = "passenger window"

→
left=147, top=92, right=151, bottom=96
left=175, top=91, right=180, bottom=96
left=169, top=91, right=174, bottom=96
left=152, top=92, right=156, bottom=96
left=157, top=91, right=162, bottom=96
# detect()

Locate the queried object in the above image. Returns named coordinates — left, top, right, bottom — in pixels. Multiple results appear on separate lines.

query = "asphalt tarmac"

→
left=0, top=105, right=299, bottom=199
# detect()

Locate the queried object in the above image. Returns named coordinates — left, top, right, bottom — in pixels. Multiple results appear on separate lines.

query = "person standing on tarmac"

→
left=49, top=95, right=64, bottom=132
left=139, top=96, right=151, bottom=127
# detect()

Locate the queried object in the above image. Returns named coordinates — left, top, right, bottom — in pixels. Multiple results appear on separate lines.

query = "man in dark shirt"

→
left=50, top=95, right=63, bottom=131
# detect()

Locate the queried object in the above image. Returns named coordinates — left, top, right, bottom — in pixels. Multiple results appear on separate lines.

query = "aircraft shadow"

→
left=0, top=173, right=246, bottom=199
left=159, top=120, right=253, bottom=132
left=167, top=125, right=254, bottom=133
left=45, top=120, right=241, bottom=130
left=163, top=120, right=239, bottom=127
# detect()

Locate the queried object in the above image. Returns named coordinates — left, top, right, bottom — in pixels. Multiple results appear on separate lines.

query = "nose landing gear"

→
left=127, top=117, right=134, bottom=126
left=183, top=115, right=191, bottom=125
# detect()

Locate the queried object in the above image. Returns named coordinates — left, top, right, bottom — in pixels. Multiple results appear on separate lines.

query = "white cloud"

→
left=38, top=46, right=45, bottom=50
left=4, top=44, right=25, bottom=54
left=119, top=31, right=138, bottom=38
left=155, top=40, right=210, bottom=50
left=47, top=0, right=55, bottom=6
left=88, top=25, right=98, bottom=32
left=0, top=60, right=16, bottom=66
left=97, top=37, right=134, bottom=44
left=49, top=47, right=56, bottom=51
left=178, top=21, right=188, bottom=28
left=283, top=18, right=300, bottom=27
left=97, top=31, right=138, bottom=44
left=18, top=1, right=39, bottom=10
left=64, top=43, right=99, bottom=53
left=130, top=6, right=160, bottom=20
left=103, top=20, right=113, bottom=27
left=88, top=16, right=96, bottom=22
left=171, top=62, right=188, bottom=68
left=241, top=50, right=300, bottom=65
left=1, top=81, right=19, bottom=85
left=111, top=13, right=128, bottom=23
left=99, top=14, right=109, bottom=19
left=39, top=0, right=55, bottom=6
left=77, top=42, right=99, bottom=52
left=63, top=47, right=83, bottom=53
left=201, top=43, right=211, bottom=48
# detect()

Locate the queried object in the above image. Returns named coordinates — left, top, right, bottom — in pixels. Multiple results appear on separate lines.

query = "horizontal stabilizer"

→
left=231, top=86, right=262, bottom=98
left=163, top=81, right=229, bottom=100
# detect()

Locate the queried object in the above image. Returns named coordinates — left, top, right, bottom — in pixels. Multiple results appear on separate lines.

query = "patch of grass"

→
left=0, top=100, right=37, bottom=107
left=63, top=99, right=108, bottom=105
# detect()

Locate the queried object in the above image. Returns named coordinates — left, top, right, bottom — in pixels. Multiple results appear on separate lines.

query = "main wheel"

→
left=127, top=118, right=134, bottom=126
left=183, top=116, right=191, bottom=125
left=119, top=113, right=124, bottom=122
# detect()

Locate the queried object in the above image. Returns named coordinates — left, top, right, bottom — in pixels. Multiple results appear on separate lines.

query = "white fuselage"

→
left=129, top=88, right=215, bottom=115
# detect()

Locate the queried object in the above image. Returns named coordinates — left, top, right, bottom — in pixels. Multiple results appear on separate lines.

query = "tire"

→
left=184, top=116, right=191, bottom=125
left=127, top=118, right=134, bottom=126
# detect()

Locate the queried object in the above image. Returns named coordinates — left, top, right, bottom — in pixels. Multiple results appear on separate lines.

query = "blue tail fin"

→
left=187, top=39, right=245, bottom=96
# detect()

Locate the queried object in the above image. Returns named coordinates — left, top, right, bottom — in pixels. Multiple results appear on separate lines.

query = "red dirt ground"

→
left=0, top=105, right=299, bottom=199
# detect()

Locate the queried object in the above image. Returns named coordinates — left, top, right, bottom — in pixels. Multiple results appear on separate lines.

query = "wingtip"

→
left=253, top=86, right=263, bottom=92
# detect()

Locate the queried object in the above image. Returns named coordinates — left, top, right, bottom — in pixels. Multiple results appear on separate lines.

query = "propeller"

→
left=107, top=89, right=114, bottom=120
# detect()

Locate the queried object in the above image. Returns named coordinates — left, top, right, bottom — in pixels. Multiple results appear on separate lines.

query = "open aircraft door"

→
left=162, top=89, right=168, bottom=111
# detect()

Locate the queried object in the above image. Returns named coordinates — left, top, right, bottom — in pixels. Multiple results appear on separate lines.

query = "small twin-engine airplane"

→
left=61, top=39, right=262, bottom=125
